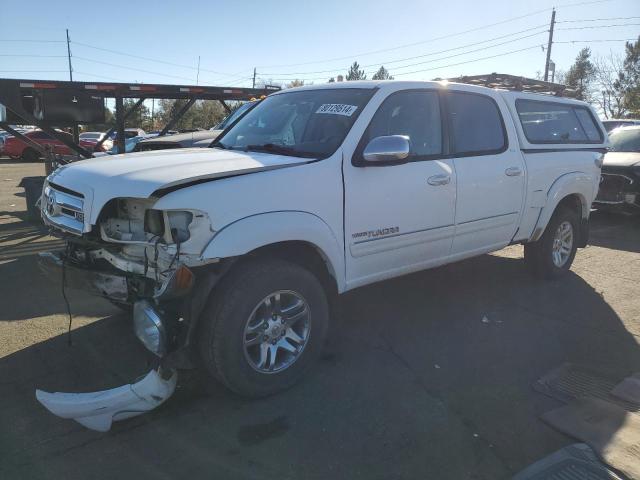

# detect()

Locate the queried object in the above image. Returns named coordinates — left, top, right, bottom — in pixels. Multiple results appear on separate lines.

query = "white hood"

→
left=602, top=151, right=640, bottom=168
left=47, top=147, right=309, bottom=224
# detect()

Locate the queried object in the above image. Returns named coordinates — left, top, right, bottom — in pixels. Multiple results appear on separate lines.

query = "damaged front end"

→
left=37, top=182, right=219, bottom=431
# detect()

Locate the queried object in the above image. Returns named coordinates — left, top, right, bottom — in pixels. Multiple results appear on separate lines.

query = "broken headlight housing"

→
left=100, top=198, right=205, bottom=246
left=143, top=209, right=193, bottom=243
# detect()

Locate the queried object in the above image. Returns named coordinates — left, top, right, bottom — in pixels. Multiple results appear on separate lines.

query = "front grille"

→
left=42, top=184, right=85, bottom=235
left=595, top=173, right=633, bottom=204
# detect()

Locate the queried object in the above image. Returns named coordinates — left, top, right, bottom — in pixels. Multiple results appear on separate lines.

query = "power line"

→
left=557, top=16, right=640, bottom=23
left=0, top=38, right=65, bottom=43
left=0, top=54, right=66, bottom=57
left=557, top=23, right=640, bottom=31
left=261, top=26, right=549, bottom=77
left=74, top=70, right=131, bottom=82
left=555, top=38, right=637, bottom=43
left=266, top=44, right=544, bottom=82
left=257, top=7, right=553, bottom=68
left=73, top=56, right=197, bottom=82
left=265, top=36, right=636, bottom=83
left=70, top=40, right=251, bottom=80
left=0, top=70, right=68, bottom=73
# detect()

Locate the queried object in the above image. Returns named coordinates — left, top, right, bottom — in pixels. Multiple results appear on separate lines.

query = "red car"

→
left=3, top=130, right=104, bottom=161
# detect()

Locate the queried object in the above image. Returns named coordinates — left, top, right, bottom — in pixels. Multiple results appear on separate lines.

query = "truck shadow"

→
left=589, top=210, right=640, bottom=253
left=1, top=248, right=638, bottom=479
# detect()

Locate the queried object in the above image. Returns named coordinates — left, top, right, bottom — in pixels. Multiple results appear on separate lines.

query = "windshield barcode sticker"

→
left=316, top=104, right=358, bottom=116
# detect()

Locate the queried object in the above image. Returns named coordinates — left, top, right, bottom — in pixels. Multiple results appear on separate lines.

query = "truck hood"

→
left=47, top=147, right=309, bottom=225
left=602, top=151, right=640, bottom=168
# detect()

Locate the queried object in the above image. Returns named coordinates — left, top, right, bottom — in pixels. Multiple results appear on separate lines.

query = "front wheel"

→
left=524, top=206, right=579, bottom=279
left=198, top=258, right=329, bottom=397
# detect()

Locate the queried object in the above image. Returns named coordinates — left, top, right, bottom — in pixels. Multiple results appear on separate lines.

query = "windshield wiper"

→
left=245, top=143, right=317, bottom=158
left=209, top=141, right=227, bottom=150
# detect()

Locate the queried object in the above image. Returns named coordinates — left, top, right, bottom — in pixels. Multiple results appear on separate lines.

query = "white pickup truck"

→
left=37, top=81, right=607, bottom=429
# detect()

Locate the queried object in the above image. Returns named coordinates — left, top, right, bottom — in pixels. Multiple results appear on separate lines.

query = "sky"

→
left=0, top=0, right=638, bottom=89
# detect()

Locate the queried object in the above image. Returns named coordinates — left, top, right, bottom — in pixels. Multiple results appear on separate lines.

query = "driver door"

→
left=343, top=89, right=456, bottom=289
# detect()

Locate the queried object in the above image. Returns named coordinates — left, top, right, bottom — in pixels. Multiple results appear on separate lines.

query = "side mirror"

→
left=362, top=135, right=410, bottom=164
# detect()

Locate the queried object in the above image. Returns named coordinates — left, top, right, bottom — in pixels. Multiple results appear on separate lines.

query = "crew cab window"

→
left=447, top=92, right=506, bottom=155
left=515, top=99, right=603, bottom=144
left=360, top=90, right=442, bottom=159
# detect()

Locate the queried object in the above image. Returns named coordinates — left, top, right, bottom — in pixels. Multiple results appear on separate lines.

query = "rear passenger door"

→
left=445, top=90, right=525, bottom=259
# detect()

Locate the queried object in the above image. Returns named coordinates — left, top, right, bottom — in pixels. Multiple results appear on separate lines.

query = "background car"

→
left=594, top=125, right=640, bottom=213
left=0, top=128, right=27, bottom=155
left=79, top=131, right=113, bottom=150
left=601, top=118, right=640, bottom=132
left=3, top=129, right=105, bottom=161
left=134, top=100, right=258, bottom=152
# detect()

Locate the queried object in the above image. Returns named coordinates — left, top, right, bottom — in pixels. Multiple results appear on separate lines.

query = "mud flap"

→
left=35, top=369, right=177, bottom=432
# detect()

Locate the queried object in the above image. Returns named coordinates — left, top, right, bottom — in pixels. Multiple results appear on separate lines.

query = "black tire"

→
left=198, top=257, right=329, bottom=397
left=524, top=206, right=579, bottom=279
left=22, top=148, right=41, bottom=162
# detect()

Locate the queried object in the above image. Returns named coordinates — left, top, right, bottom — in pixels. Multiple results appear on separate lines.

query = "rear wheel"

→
left=198, top=258, right=329, bottom=397
left=21, top=148, right=40, bottom=162
left=524, top=206, right=579, bottom=279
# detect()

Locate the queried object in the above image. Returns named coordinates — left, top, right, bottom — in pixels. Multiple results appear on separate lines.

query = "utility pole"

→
left=543, top=9, right=556, bottom=82
left=196, top=56, right=201, bottom=85
left=66, top=29, right=73, bottom=81
left=252, top=67, right=256, bottom=88
left=66, top=29, right=80, bottom=144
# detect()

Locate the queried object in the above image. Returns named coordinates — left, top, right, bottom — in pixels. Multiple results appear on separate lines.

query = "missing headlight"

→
left=144, top=209, right=165, bottom=237
left=167, top=211, right=193, bottom=243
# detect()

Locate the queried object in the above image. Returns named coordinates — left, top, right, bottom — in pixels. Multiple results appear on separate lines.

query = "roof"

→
left=276, top=76, right=581, bottom=100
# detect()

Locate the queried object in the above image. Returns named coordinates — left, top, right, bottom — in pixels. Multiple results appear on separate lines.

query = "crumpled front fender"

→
left=35, top=368, right=177, bottom=432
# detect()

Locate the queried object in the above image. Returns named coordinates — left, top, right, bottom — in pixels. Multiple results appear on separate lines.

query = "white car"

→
left=37, top=81, right=607, bottom=429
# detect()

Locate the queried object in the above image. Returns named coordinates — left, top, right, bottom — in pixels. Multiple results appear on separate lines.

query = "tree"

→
left=155, top=99, right=226, bottom=131
left=372, top=66, right=393, bottom=80
left=346, top=61, right=366, bottom=81
left=593, top=53, right=627, bottom=119
left=564, top=47, right=595, bottom=101
left=285, top=79, right=305, bottom=88
left=328, top=77, right=335, bottom=83
left=616, top=36, right=640, bottom=117
left=122, top=99, right=151, bottom=130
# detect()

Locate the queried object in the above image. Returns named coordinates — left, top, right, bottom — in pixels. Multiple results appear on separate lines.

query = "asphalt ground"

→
left=1, top=158, right=639, bottom=480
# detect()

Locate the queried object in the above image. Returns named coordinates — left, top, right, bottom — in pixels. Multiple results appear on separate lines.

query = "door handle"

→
left=427, top=174, right=451, bottom=186
left=505, top=167, right=522, bottom=177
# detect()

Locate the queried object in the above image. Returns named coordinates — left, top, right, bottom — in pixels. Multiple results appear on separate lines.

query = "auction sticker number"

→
left=316, top=104, right=358, bottom=116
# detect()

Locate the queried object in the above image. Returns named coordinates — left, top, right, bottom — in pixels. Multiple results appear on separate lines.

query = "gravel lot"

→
left=1, top=158, right=639, bottom=480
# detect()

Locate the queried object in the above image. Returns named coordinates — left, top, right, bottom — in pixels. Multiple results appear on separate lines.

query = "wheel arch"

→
left=202, top=211, right=345, bottom=293
left=529, top=172, right=594, bottom=245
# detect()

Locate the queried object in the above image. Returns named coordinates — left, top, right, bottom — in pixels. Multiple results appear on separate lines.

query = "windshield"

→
left=609, top=128, right=640, bottom=152
left=214, top=101, right=255, bottom=130
left=215, top=88, right=374, bottom=158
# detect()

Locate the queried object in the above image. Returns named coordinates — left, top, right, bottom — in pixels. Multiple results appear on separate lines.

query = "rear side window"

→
left=447, top=92, right=507, bottom=155
left=516, top=99, right=603, bottom=144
